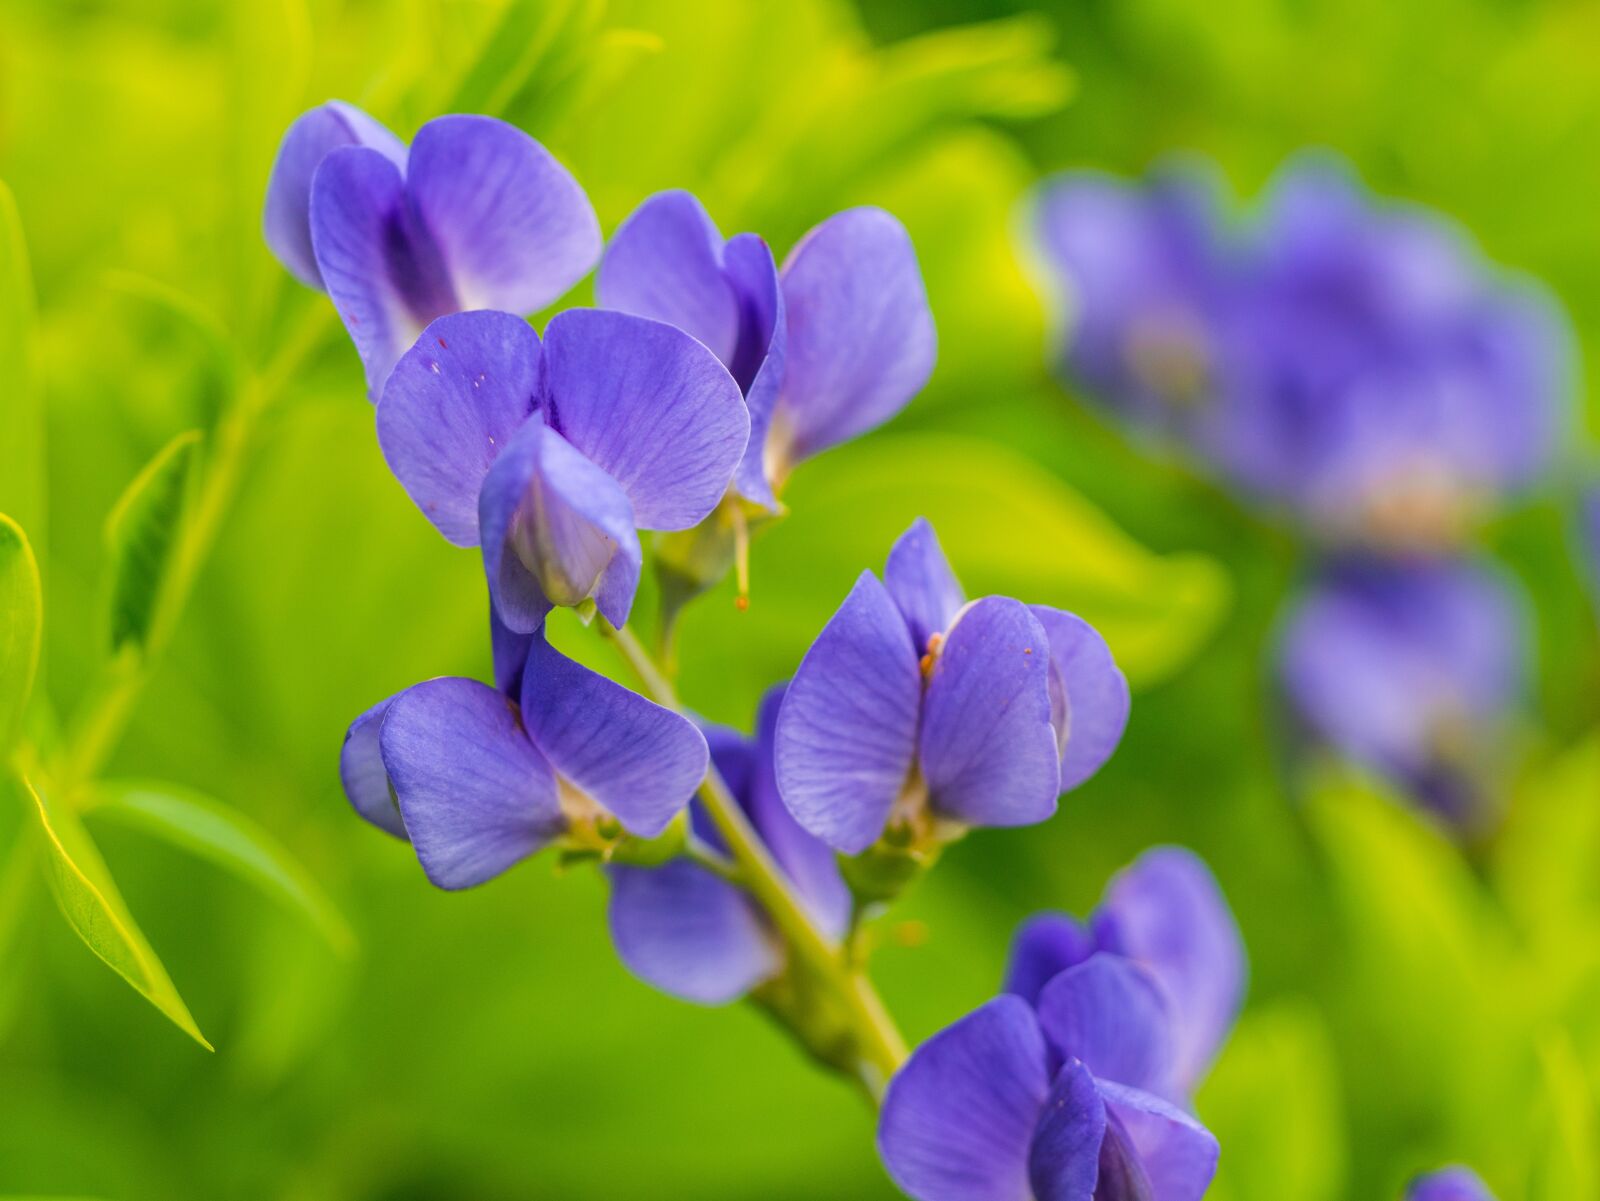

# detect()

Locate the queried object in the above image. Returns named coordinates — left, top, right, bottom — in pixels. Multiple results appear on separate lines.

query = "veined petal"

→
left=1407, top=1167, right=1497, bottom=1201
left=1029, top=606, right=1130, bottom=789
left=310, top=146, right=458, bottom=397
left=1026, top=1059, right=1107, bottom=1201
left=596, top=190, right=741, bottom=365
left=1003, top=912, right=1097, bottom=1007
left=478, top=419, right=641, bottom=631
left=264, top=101, right=406, bottom=290
left=377, top=677, right=563, bottom=889
left=1092, top=847, right=1246, bottom=1094
left=519, top=635, right=706, bottom=839
left=885, top=518, right=966, bottom=651
left=774, top=572, right=921, bottom=853
left=376, top=311, right=541, bottom=545
left=878, top=996, right=1050, bottom=1201
left=339, top=695, right=406, bottom=838
left=723, top=232, right=785, bottom=507
left=407, top=114, right=600, bottom=315
left=1097, top=1081, right=1219, bottom=1201
left=542, top=309, right=749, bottom=530
left=773, top=207, right=935, bottom=468
left=919, top=597, right=1060, bottom=829
left=1035, top=955, right=1174, bottom=1097
left=607, top=861, right=777, bottom=1005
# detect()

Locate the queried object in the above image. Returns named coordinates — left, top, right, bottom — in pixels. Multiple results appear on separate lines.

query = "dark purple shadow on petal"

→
left=877, top=996, right=1050, bottom=1201
left=884, top=517, right=966, bottom=653
left=723, top=233, right=785, bottom=508
left=1035, top=955, right=1175, bottom=1097
left=1027, top=1058, right=1107, bottom=1201
left=1096, top=1081, right=1219, bottom=1201
left=1003, top=912, right=1097, bottom=1007
left=340, top=694, right=407, bottom=838
left=1029, top=605, right=1130, bottom=790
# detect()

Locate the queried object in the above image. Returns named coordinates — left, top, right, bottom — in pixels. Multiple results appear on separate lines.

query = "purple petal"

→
left=1093, top=1109, right=1157, bottom=1201
left=377, top=677, right=563, bottom=889
left=607, top=861, right=777, bottom=1005
left=774, top=572, right=921, bottom=853
left=489, top=603, right=532, bottom=698
left=541, top=309, right=749, bottom=529
left=1092, top=847, right=1246, bottom=1095
left=596, top=190, right=741, bottom=365
left=376, top=311, right=541, bottom=545
left=519, top=635, right=706, bottom=838
left=884, top=517, right=966, bottom=652
left=723, top=232, right=785, bottom=508
left=310, top=146, right=458, bottom=397
left=1407, top=1167, right=1497, bottom=1201
left=878, top=996, right=1050, bottom=1201
left=773, top=207, right=935, bottom=470
left=1003, top=913, right=1097, bottom=1007
left=263, top=101, right=405, bottom=290
left=478, top=418, right=642, bottom=631
left=1035, top=955, right=1174, bottom=1096
left=1026, top=1058, right=1107, bottom=1201
left=919, top=597, right=1061, bottom=829
left=1096, top=1081, right=1219, bottom=1201
left=1029, top=606, right=1130, bottom=790
left=339, top=695, right=406, bottom=838
left=406, top=114, right=600, bottom=315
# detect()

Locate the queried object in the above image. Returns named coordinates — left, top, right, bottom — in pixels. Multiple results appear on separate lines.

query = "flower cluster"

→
left=268, top=101, right=1211, bottom=1198
left=1033, top=155, right=1571, bottom=826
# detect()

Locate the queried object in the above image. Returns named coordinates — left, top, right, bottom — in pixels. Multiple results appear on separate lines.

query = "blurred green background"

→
left=1, top=1, right=1598, bottom=1198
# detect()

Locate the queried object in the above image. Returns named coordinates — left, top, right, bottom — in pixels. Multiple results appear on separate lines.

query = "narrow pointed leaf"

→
left=0, top=513, right=41, bottom=753
left=104, top=429, right=203, bottom=652
left=22, top=774, right=211, bottom=1048
left=0, top=181, right=44, bottom=551
left=87, top=780, right=354, bottom=954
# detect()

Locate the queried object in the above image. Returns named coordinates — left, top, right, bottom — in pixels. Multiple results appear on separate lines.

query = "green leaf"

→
left=0, top=180, right=44, bottom=552
left=87, top=780, right=353, bottom=954
left=103, top=428, right=202, bottom=653
left=1532, top=1030, right=1599, bottom=1201
left=20, top=773, right=210, bottom=1049
left=0, top=513, right=41, bottom=754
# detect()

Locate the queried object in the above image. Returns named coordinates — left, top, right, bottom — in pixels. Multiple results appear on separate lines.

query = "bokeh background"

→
left=2, top=1, right=1598, bottom=1197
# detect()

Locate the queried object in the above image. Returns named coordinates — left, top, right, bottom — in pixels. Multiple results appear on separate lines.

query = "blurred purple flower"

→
left=1407, top=1167, right=1496, bottom=1201
left=878, top=963, right=1219, bottom=1201
left=774, top=518, right=1129, bottom=854
left=1005, top=846, right=1246, bottom=1098
left=608, top=686, right=850, bottom=1005
left=1277, top=555, right=1525, bottom=825
left=339, top=620, right=706, bottom=890
left=598, top=191, right=936, bottom=505
left=375, top=308, right=748, bottom=631
left=264, top=104, right=600, bottom=395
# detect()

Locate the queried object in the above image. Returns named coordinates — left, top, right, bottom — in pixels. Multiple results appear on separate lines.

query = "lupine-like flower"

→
left=598, top=191, right=937, bottom=505
left=339, top=614, right=706, bottom=888
left=878, top=956, right=1219, bottom=1201
left=264, top=104, right=601, bottom=395
left=1406, top=1167, right=1496, bottom=1201
left=1004, top=846, right=1246, bottom=1098
left=608, top=686, right=850, bottom=1004
left=375, top=308, right=748, bottom=630
left=1277, top=555, right=1525, bottom=825
left=774, top=518, right=1129, bottom=854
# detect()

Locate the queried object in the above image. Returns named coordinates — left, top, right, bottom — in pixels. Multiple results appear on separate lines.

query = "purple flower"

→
left=339, top=618, right=707, bottom=889
left=264, top=104, right=601, bottom=396
left=1277, top=555, right=1525, bottom=824
left=608, top=686, right=850, bottom=1004
left=375, top=307, right=749, bottom=631
left=878, top=958, right=1219, bottom=1201
left=598, top=191, right=936, bottom=505
left=774, top=518, right=1129, bottom=854
left=1407, top=1167, right=1496, bottom=1201
left=1005, top=846, right=1246, bottom=1098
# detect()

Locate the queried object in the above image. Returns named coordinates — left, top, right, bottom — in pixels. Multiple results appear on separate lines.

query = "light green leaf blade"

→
left=87, top=780, right=353, bottom=955
left=0, top=513, right=42, bottom=753
left=0, top=181, right=44, bottom=551
left=1532, top=1030, right=1599, bottom=1201
left=21, top=774, right=210, bottom=1049
left=103, top=428, right=202, bottom=653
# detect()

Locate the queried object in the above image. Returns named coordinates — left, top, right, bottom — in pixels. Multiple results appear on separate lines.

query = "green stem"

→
left=598, top=619, right=909, bottom=1094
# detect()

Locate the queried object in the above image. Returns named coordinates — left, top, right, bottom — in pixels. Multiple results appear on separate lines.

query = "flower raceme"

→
left=375, top=307, right=749, bottom=631
left=264, top=103, right=600, bottom=396
left=598, top=190, right=937, bottom=505
left=1406, top=1168, right=1496, bottom=1201
left=340, top=614, right=706, bottom=889
left=775, top=518, right=1130, bottom=856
